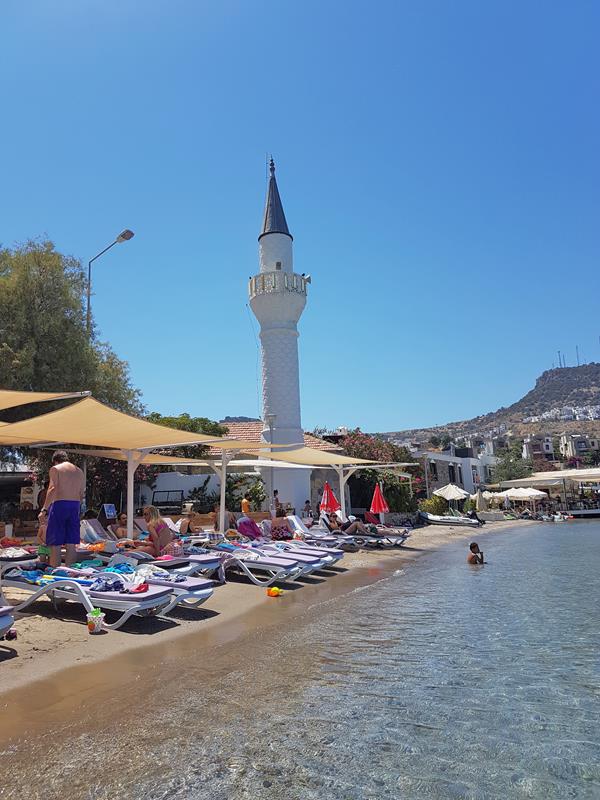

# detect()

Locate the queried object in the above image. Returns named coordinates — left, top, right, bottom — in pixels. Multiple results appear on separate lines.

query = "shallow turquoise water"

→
left=6, top=522, right=600, bottom=799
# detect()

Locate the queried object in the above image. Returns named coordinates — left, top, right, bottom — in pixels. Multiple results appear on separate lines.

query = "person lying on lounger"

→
left=325, top=513, right=371, bottom=536
left=178, top=511, right=207, bottom=536
left=114, top=512, right=138, bottom=541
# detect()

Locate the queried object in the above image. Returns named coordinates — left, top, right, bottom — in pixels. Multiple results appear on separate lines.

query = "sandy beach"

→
left=0, top=520, right=536, bottom=745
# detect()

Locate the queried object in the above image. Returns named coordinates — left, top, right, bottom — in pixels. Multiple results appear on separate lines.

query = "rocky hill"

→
left=381, top=364, right=600, bottom=443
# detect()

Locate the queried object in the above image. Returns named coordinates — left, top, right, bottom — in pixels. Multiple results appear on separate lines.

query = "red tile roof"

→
left=209, top=421, right=341, bottom=455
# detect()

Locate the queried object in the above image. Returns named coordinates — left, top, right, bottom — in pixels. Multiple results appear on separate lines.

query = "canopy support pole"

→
left=124, top=450, right=144, bottom=539
left=206, top=452, right=234, bottom=533
left=219, top=451, right=232, bottom=533
left=336, top=466, right=360, bottom=520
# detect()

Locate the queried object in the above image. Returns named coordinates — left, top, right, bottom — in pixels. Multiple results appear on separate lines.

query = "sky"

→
left=1, top=1, right=599, bottom=433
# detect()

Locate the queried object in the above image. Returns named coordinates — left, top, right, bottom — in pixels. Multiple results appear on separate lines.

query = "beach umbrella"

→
left=433, top=483, right=470, bottom=501
left=370, top=482, right=389, bottom=524
left=320, top=481, right=341, bottom=514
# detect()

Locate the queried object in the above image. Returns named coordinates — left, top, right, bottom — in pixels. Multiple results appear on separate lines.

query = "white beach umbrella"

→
left=433, top=483, right=470, bottom=501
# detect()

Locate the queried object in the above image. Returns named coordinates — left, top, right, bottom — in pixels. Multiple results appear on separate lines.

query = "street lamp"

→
left=86, top=229, right=135, bottom=337
left=265, top=413, right=277, bottom=510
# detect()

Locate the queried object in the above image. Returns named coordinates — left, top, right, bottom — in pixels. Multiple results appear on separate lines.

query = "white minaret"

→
left=249, top=159, right=311, bottom=512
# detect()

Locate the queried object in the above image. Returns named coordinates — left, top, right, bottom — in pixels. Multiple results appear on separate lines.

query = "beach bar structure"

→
left=501, top=467, right=600, bottom=516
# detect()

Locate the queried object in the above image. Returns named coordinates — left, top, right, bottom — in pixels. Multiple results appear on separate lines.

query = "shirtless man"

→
left=467, top=541, right=484, bottom=565
left=39, top=450, right=85, bottom=567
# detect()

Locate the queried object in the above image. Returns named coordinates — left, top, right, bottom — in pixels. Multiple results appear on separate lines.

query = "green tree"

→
left=341, top=429, right=419, bottom=512
left=492, top=441, right=533, bottom=483
left=0, top=239, right=141, bottom=414
left=146, top=412, right=227, bottom=460
left=582, top=450, right=600, bottom=467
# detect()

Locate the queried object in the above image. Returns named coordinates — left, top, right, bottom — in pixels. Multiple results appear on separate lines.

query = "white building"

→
left=416, top=444, right=497, bottom=495
left=248, top=160, right=311, bottom=511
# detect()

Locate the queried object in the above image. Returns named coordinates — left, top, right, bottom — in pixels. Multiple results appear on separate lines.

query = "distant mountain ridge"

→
left=380, top=364, right=600, bottom=442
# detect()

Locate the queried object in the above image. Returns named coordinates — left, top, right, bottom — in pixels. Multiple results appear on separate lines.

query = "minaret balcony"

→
left=248, top=271, right=309, bottom=301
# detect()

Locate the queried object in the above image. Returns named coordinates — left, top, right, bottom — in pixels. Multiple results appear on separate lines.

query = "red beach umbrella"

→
left=320, top=481, right=341, bottom=514
left=370, top=483, right=390, bottom=517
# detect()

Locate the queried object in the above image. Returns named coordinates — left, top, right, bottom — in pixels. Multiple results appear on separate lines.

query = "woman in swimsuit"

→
left=134, top=505, right=177, bottom=557
left=326, top=513, right=371, bottom=536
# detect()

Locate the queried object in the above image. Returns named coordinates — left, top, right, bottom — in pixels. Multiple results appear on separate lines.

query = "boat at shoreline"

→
left=417, top=511, right=480, bottom=528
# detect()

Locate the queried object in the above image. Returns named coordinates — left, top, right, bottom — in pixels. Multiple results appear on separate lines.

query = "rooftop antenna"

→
left=576, top=345, right=580, bottom=366
left=557, top=350, right=561, bottom=368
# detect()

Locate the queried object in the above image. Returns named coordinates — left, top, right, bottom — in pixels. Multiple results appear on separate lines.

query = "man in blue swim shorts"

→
left=38, top=450, right=85, bottom=567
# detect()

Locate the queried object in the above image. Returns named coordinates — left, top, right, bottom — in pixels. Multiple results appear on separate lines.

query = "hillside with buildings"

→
left=381, top=364, right=600, bottom=447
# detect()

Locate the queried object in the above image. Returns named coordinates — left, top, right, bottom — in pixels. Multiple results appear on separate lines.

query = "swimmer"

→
left=467, top=542, right=484, bottom=565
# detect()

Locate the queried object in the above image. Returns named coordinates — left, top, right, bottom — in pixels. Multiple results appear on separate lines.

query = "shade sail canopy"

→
left=0, top=389, right=89, bottom=412
left=255, top=445, right=376, bottom=467
left=0, top=397, right=281, bottom=451
left=63, top=449, right=213, bottom=466
left=433, top=483, right=470, bottom=501
left=65, top=451, right=316, bottom=470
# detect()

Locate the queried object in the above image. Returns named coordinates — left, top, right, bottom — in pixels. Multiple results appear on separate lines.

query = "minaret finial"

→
left=259, top=157, right=292, bottom=241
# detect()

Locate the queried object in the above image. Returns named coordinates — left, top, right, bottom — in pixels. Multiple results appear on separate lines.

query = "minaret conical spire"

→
left=259, top=158, right=293, bottom=241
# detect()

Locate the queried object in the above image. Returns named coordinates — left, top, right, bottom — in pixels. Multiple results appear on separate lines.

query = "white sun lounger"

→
left=218, top=548, right=304, bottom=586
left=0, top=606, right=14, bottom=639
left=0, top=573, right=175, bottom=630
left=262, top=539, right=344, bottom=566
left=287, top=515, right=359, bottom=551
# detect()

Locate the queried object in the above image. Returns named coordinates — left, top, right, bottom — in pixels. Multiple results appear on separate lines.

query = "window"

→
left=430, top=462, right=438, bottom=480
left=448, top=464, right=456, bottom=483
left=275, top=261, right=282, bottom=270
left=457, top=466, right=463, bottom=485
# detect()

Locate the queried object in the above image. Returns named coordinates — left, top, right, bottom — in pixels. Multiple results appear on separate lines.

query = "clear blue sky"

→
left=2, top=1, right=599, bottom=432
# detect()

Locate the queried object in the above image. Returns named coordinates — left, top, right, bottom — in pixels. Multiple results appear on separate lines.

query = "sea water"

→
left=4, top=522, right=600, bottom=799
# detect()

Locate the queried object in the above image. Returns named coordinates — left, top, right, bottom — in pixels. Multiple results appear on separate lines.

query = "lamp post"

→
left=265, top=413, right=277, bottom=511
left=86, top=229, right=134, bottom=337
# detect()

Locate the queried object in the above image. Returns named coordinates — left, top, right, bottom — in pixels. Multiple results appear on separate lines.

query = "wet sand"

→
left=0, top=520, right=535, bottom=749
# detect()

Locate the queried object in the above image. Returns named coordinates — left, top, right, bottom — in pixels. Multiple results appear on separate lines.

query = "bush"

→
left=418, top=495, right=449, bottom=515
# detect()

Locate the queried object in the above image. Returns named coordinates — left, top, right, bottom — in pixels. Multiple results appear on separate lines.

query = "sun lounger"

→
left=213, top=546, right=304, bottom=586
left=286, top=515, right=358, bottom=551
left=87, top=562, right=215, bottom=611
left=249, top=545, right=325, bottom=573
left=0, top=606, right=14, bottom=639
left=268, top=540, right=344, bottom=565
left=249, top=537, right=344, bottom=566
left=82, top=518, right=120, bottom=542
left=0, top=571, right=174, bottom=630
left=107, top=550, right=225, bottom=583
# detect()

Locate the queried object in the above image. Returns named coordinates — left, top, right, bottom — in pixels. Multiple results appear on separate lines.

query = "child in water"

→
left=37, top=509, right=50, bottom=564
left=467, top=542, right=484, bottom=565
